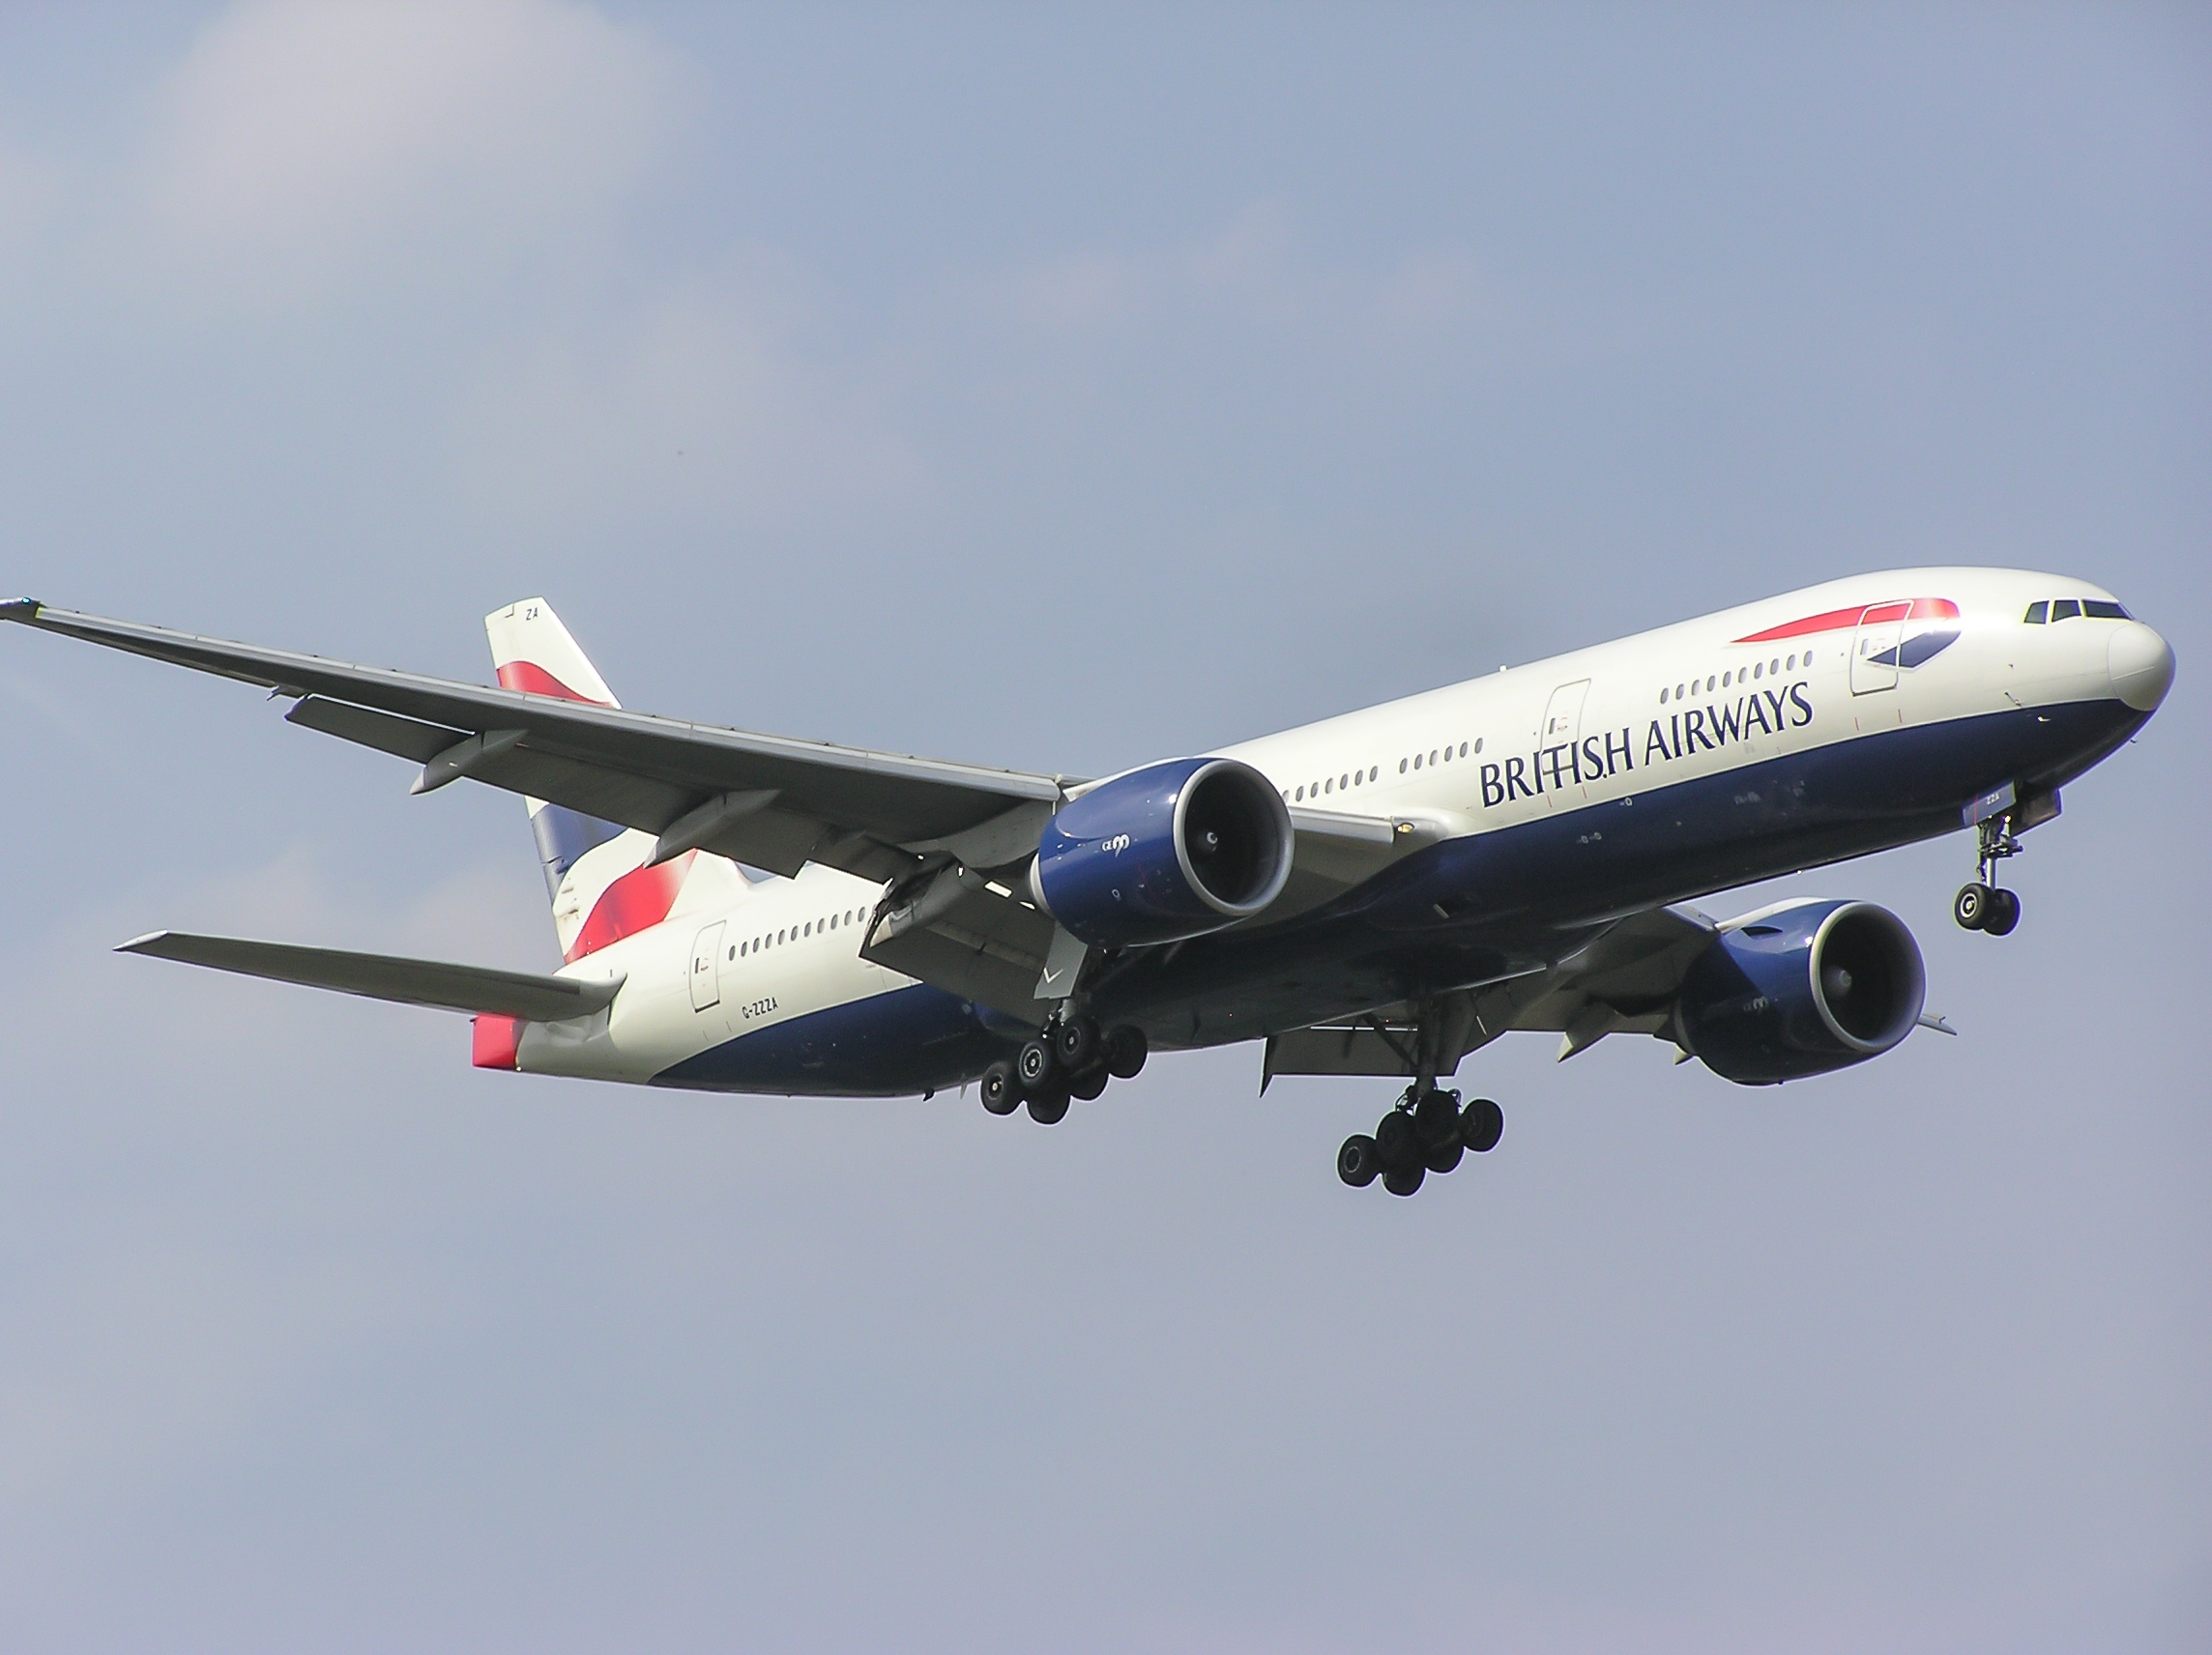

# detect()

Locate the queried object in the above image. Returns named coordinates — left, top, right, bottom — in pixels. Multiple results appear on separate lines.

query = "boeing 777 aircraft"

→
left=4, top=569, right=2173, bottom=1195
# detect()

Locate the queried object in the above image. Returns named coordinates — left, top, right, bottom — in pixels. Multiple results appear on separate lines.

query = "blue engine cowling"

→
left=1032, top=757, right=1294, bottom=947
left=1674, top=899, right=1926, bottom=1085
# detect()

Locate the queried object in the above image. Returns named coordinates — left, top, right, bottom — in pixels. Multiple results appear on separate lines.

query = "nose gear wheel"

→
left=1956, top=811, right=2026, bottom=936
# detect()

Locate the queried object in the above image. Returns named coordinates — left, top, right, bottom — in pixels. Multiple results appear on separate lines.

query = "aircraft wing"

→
left=3, top=601, right=1069, bottom=883
left=117, top=931, right=623, bottom=1021
left=1261, top=904, right=1718, bottom=1085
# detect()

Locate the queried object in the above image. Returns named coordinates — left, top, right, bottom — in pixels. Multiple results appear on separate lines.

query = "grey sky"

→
left=0, top=4, right=2205, bottom=1650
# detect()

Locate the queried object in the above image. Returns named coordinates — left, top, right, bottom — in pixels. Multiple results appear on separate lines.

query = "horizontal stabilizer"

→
left=115, top=931, right=621, bottom=1022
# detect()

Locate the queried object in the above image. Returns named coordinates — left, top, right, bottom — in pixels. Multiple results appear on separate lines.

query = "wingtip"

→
left=0, top=598, right=44, bottom=624
left=114, top=930, right=172, bottom=954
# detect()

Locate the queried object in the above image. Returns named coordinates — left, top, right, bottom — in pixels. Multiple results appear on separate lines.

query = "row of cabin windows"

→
left=728, top=908, right=865, bottom=961
left=2024, top=598, right=2129, bottom=624
left=1659, top=650, right=1812, bottom=706
left=1282, top=738, right=1489, bottom=804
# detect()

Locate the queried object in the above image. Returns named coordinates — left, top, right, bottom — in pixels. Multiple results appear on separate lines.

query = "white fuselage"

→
left=520, top=566, right=2164, bottom=1092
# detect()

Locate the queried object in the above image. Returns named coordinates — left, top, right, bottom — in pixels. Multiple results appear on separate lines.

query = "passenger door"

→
left=1539, top=679, right=1591, bottom=804
left=688, top=921, right=725, bottom=1013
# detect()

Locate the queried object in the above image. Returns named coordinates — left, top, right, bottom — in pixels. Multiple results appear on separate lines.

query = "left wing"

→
left=3, top=600, right=1069, bottom=883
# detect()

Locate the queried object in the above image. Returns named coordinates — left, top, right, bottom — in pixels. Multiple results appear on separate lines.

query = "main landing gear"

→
left=1337, top=1087, right=1504, bottom=1197
left=978, top=1013, right=1148, bottom=1126
left=1955, top=812, right=2023, bottom=937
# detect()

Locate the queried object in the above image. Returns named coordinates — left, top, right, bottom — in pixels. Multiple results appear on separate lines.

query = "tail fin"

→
left=486, top=598, right=711, bottom=963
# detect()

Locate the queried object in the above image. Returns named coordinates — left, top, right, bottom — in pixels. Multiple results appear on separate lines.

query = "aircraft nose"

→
left=2108, top=621, right=2175, bottom=712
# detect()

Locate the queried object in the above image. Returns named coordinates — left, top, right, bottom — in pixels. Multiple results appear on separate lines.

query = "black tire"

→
left=1953, top=883, right=1991, bottom=931
left=1424, top=1140, right=1464, bottom=1176
left=1054, top=1015, right=1099, bottom=1072
left=1104, top=1025, right=1149, bottom=1080
left=1069, top=1065, right=1109, bottom=1101
left=1338, top=1134, right=1382, bottom=1187
left=1026, top=1086, right=1070, bottom=1125
left=1460, top=1096, right=1504, bottom=1153
left=1983, top=887, right=2022, bottom=936
left=1016, top=1037, right=1056, bottom=1089
left=1382, top=1163, right=1426, bottom=1197
left=1375, top=1110, right=1420, bottom=1174
left=1413, top=1088, right=1462, bottom=1151
left=979, top=1060, right=1019, bottom=1117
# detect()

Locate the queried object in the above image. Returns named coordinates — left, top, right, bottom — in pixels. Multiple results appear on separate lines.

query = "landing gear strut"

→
left=978, top=1012, right=1147, bottom=1126
left=1956, top=812, right=2024, bottom=936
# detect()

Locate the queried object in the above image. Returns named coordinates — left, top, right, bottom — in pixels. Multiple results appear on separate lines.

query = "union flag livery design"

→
left=1737, top=596, right=1963, bottom=671
left=485, top=599, right=690, bottom=962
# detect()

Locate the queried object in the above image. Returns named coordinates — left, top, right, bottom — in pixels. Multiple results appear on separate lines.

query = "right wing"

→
left=1261, top=904, right=1720, bottom=1085
left=117, top=931, right=622, bottom=1021
left=4, top=600, right=1070, bottom=884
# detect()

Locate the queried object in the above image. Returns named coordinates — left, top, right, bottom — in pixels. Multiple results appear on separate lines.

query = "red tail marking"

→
left=1735, top=596, right=1957, bottom=644
left=564, top=852, right=695, bottom=963
left=497, top=661, right=610, bottom=706
left=472, top=1015, right=521, bottom=1070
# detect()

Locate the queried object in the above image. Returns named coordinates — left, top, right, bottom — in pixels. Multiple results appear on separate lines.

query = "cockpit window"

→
left=2083, top=599, right=2130, bottom=620
left=2050, top=598, right=2081, bottom=621
left=2023, top=601, right=2048, bottom=624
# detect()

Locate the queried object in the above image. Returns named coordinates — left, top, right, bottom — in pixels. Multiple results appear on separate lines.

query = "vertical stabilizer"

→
left=485, top=599, right=742, bottom=961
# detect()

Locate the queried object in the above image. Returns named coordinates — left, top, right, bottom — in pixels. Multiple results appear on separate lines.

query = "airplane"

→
left=2, top=568, right=2173, bottom=1196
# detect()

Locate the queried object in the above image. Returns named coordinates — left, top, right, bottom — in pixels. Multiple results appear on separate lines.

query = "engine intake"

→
left=1033, top=757, right=1294, bottom=948
left=1674, top=899, right=1926, bottom=1084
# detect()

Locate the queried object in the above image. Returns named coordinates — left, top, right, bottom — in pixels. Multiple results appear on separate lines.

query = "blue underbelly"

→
left=653, top=982, right=1007, bottom=1098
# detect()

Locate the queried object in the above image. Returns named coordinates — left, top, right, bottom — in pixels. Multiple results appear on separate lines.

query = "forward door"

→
left=1538, top=679, right=1591, bottom=805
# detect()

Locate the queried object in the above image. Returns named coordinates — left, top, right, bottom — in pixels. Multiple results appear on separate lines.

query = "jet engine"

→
left=1032, top=757, right=1293, bottom=948
left=1674, top=899, right=1926, bottom=1084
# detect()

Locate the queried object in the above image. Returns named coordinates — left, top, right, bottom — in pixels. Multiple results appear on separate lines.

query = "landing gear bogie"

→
left=1343, top=1086, right=1506, bottom=1196
left=979, top=1015, right=1149, bottom=1125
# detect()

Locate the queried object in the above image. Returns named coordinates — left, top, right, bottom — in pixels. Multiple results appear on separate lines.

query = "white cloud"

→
left=447, top=261, right=933, bottom=536
left=136, top=0, right=679, bottom=303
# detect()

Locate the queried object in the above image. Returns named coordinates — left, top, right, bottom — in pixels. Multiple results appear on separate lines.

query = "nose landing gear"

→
left=1956, top=811, right=2024, bottom=936
left=1338, top=1086, right=1504, bottom=1196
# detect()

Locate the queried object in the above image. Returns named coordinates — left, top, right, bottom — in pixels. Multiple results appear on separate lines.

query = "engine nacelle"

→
left=1674, top=899, right=1926, bottom=1085
left=1033, top=757, right=1294, bottom=948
